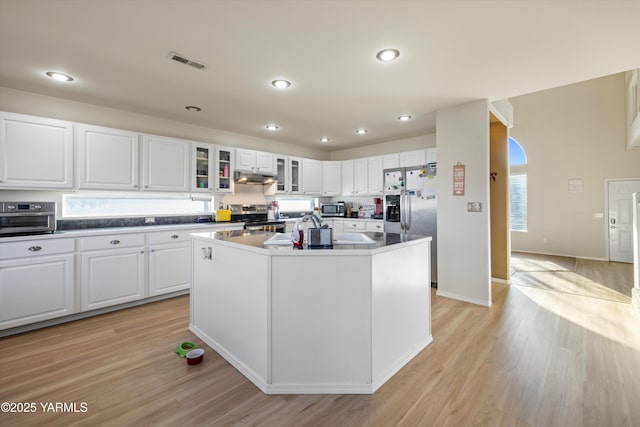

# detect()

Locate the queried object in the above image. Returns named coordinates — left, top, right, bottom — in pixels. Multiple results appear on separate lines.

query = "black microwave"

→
left=320, top=202, right=345, bottom=217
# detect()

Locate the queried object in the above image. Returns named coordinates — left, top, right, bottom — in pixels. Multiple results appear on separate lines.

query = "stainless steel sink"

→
left=263, top=233, right=293, bottom=246
left=332, top=233, right=375, bottom=245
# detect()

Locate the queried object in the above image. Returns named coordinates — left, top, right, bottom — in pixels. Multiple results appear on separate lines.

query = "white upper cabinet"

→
left=235, top=148, right=274, bottom=174
left=192, top=143, right=214, bottom=192
left=382, top=154, right=399, bottom=170
left=426, top=148, right=437, bottom=163
left=341, top=159, right=368, bottom=196
left=274, top=155, right=302, bottom=195
left=214, top=146, right=234, bottom=193
left=367, top=156, right=383, bottom=195
left=353, top=158, right=368, bottom=195
left=76, top=124, right=140, bottom=190
left=142, top=134, right=191, bottom=192
left=399, top=149, right=426, bottom=167
left=301, top=158, right=322, bottom=194
left=0, top=112, right=73, bottom=189
left=321, top=161, right=341, bottom=196
left=341, top=160, right=354, bottom=195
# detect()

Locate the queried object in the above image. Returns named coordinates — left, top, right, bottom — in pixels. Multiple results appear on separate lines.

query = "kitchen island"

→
left=189, top=230, right=432, bottom=394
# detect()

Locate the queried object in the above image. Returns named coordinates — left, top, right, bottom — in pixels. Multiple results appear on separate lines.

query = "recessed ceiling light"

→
left=355, top=129, right=368, bottom=135
left=185, top=105, right=202, bottom=112
left=397, top=115, right=412, bottom=121
left=320, top=137, right=330, bottom=143
left=376, top=49, right=400, bottom=62
left=45, top=71, right=74, bottom=82
left=265, top=124, right=279, bottom=131
left=271, top=79, right=291, bottom=89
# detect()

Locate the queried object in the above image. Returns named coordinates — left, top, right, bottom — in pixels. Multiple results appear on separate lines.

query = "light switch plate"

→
left=467, top=202, right=482, bottom=212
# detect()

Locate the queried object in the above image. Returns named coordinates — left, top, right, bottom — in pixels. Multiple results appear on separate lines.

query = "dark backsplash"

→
left=57, top=215, right=213, bottom=230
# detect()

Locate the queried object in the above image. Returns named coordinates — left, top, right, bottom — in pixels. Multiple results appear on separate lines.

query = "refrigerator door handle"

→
left=401, top=193, right=407, bottom=231
left=406, top=193, right=412, bottom=231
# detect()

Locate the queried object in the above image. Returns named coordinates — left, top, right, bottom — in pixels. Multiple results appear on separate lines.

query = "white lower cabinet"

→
left=147, top=231, right=191, bottom=296
left=343, top=220, right=366, bottom=232
left=80, top=234, right=146, bottom=311
left=0, top=239, right=75, bottom=329
left=365, top=221, right=384, bottom=232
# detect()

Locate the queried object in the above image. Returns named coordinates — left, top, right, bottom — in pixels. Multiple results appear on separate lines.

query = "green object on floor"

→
left=175, top=342, right=198, bottom=357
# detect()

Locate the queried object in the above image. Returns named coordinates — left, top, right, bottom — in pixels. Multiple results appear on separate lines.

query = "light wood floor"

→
left=2, top=283, right=640, bottom=427
left=511, top=252, right=633, bottom=303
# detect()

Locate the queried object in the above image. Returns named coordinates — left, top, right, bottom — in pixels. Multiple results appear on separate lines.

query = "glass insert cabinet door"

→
left=194, top=144, right=211, bottom=191
left=215, top=146, right=233, bottom=193
left=290, top=158, right=300, bottom=193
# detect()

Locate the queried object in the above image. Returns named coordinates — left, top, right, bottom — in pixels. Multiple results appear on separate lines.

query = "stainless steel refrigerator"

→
left=383, top=164, right=437, bottom=285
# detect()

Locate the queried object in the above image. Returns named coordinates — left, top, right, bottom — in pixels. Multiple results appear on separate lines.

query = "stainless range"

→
left=228, top=204, right=286, bottom=232
left=0, top=202, right=56, bottom=236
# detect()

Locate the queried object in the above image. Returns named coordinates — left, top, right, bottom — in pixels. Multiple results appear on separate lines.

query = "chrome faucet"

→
left=301, top=213, right=322, bottom=228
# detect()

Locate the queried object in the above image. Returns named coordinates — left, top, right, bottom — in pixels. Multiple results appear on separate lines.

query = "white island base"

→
left=190, top=231, right=432, bottom=394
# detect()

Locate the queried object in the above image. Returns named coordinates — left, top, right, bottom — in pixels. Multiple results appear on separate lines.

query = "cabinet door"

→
left=235, top=148, right=256, bottom=171
left=322, top=161, right=341, bottom=196
left=400, top=150, right=426, bottom=167
left=365, top=220, right=384, bottom=232
left=341, top=160, right=354, bottom=195
left=289, top=157, right=301, bottom=194
left=383, top=154, right=399, bottom=170
left=255, top=151, right=274, bottom=173
left=353, top=158, right=368, bottom=195
left=0, top=254, right=74, bottom=329
left=426, top=148, right=437, bottom=163
left=301, top=158, right=322, bottom=194
left=0, top=112, right=73, bottom=189
left=76, top=124, right=140, bottom=190
left=343, top=220, right=366, bottom=232
left=148, top=242, right=190, bottom=296
left=214, top=146, right=234, bottom=193
left=367, top=156, right=383, bottom=195
left=274, top=156, right=289, bottom=193
left=192, top=143, right=214, bottom=192
left=142, top=134, right=190, bottom=192
left=81, top=248, right=146, bottom=311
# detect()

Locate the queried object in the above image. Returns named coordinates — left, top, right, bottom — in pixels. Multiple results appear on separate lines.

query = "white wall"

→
left=510, top=74, right=640, bottom=260
left=329, top=134, right=435, bottom=161
left=436, top=100, right=492, bottom=307
left=0, top=86, right=328, bottom=160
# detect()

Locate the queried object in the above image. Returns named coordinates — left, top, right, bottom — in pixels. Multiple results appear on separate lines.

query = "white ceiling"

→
left=1, top=0, right=639, bottom=151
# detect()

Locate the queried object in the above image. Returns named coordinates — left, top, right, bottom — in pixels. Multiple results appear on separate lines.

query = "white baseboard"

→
left=188, top=326, right=433, bottom=395
left=436, top=290, right=492, bottom=307
left=511, top=249, right=607, bottom=262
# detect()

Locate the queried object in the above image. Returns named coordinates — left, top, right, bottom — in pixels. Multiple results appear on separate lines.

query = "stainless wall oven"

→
left=0, top=202, right=56, bottom=236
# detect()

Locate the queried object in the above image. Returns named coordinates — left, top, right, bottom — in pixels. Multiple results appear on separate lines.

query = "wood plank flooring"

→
left=511, top=252, right=633, bottom=303
left=1, top=281, right=640, bottom=426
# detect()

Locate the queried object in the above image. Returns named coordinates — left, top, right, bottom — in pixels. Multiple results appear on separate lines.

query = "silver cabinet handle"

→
left=201, top=247, right=212, bottom=260
left=171, top=234, right=179, bottom=239
left=28, top=245, right=43, bottom=252
left=110, top=240, right=120, bottom=245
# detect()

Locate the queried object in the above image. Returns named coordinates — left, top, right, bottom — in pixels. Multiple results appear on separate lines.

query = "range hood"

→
left=234, top=170, right=277, bottom=185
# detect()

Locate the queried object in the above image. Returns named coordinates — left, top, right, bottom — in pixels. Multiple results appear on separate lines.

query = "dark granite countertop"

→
left=191, top=229, right=431, bottom=255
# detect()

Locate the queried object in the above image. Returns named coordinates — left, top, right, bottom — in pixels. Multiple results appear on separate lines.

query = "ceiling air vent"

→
left=168, top=51, right=206, bottom=70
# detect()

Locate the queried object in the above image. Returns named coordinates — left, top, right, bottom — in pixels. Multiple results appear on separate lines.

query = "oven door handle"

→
left=0, top=212, right=55, bottom=217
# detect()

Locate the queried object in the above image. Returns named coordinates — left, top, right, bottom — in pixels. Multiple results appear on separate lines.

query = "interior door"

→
left=608, top=179, right=640, bottom=263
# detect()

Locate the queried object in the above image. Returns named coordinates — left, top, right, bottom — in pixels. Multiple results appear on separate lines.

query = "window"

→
left=275, top=198, right=316, bottom=213
left=509, top=174, right=527, bottom=231
left=509, top=137, right=527, bottom=231
left=63, top=195, right=211, bottom=218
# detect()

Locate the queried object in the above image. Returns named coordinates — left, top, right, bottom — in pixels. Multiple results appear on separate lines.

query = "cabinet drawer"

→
left=80, top=233, right=145, bottom=251
left=147, top=230, right=191, bottom=245
left=343, top=220, right=365, bottom=231
left=365, top=221, right=384, bottom=231
left=0, top=239, right=75, bottom=260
